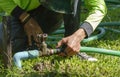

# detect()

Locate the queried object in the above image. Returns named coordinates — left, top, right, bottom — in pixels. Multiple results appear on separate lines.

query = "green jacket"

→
left=0, top=0, right=107, bottom=35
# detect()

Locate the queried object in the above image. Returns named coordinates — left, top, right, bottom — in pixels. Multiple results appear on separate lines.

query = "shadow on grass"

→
left=23, top=72, right=71, bottom=77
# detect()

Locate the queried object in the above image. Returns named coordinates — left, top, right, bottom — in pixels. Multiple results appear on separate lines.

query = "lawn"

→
left=0, top=2, right=120, bottom=77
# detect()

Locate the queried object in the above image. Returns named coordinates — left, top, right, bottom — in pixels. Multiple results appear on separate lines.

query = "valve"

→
left=37, top=33, right=61, bottom=56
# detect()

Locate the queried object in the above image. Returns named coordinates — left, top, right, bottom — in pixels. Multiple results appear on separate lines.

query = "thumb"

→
left=28, top=35, right=32, bottom=46
left=56, top=40, right=64, bottom=48
left=56, top=39, right=66, bottom=48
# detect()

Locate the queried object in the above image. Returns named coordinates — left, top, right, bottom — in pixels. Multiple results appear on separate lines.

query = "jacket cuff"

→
left=80, top=22, right=93, bottom=37
left=11, top=6, right=25, bottom=18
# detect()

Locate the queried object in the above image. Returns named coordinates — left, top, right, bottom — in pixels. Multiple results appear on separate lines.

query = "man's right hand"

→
left=19, top=12, right=43, bottom=46
left=56, top=28, right=86, bottom=57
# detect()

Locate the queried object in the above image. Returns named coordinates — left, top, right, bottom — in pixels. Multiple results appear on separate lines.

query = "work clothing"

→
left=0, top=0, right=107, bottom=36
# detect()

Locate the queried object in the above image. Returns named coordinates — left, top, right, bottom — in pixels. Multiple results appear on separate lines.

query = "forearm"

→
left=80, top=0, right=107, bottom=37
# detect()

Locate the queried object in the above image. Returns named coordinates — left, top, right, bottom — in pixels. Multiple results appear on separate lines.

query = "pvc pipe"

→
left=105, top=0, right=120, bottom=4
left=13, top=48, right=61, bottom=68
left=13, top=50, right=39, bottom=68
left=82, top=27, right=105, bottom=43
left=99, top=22, right=120, bottom=26
left=13, top=46, right=120, bottom=68
left=104, top=27, right=120, bottom=33
left=80, top=47, right=120, bottom=57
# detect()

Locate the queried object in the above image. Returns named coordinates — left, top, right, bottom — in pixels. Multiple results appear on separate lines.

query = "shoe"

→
left=77, top=52, right=98, bottom=62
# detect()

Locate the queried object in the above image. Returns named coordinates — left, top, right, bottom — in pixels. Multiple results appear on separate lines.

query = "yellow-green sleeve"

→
left=80, top=0, right=107, bottom=37
left=84, top=0, right=107, bottom=31
left=0, top=0, right=40, bottom=15
left=0, top=0, right=17, bottom=15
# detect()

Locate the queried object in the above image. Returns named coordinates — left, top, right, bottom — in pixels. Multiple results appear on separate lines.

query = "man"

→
left=0, top=0, right=107, bottom=61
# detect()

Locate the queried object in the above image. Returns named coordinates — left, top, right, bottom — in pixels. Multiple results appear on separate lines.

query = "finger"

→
left=73, top=45, right=81, bottom=53
left=33, top=32, right=41, bottom=47
left=36, top=34, right=41, bottom=47
left=64, top=46, right=71, bottom=53
left=69, top=46, right=80, bottom=55
left=28, top=35, right=32, bottom=46
left=67, top=50, right=77, bottom=56
left=33, top=33, right=38, bottom=43
left=58, top=52, right=66, bottom=56
left=64, top=46, right=73, bottom=56
left=64, top=46, right=79, bottom=56
left=56, top=40, right=63, bottom=48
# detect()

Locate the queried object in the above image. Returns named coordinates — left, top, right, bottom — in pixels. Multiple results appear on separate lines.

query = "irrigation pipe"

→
left=105, top=0, right=120, bottom=5
left=13, top=22, right=120, bottom=68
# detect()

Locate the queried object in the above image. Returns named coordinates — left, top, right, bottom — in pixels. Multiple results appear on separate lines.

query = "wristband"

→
left=21, top=13, right=31, bottom=25
left=11, top=6, right=31, bottom=25
left=80, top=22, right=93, bottom=37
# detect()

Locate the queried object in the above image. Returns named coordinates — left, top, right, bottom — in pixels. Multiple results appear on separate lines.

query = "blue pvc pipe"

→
left=13, top=50, right=39, bottom=68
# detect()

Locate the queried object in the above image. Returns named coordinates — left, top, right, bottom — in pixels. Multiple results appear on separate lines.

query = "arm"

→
left=57, top=0, right=107, bottom=56
left=80, top=0, right=107, bottom=37
left=0, top=0, right=42, bottom=46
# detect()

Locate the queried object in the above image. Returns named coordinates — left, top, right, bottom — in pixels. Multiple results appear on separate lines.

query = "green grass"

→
left=0, top=6, right=120, bottom=77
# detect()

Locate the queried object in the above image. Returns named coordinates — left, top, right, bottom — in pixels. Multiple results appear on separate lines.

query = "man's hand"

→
left=56, top=28, right=86, bottom=56
left=24, top=18, right=43, bottom=46
left=19, top=12, right=43, bottom=46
